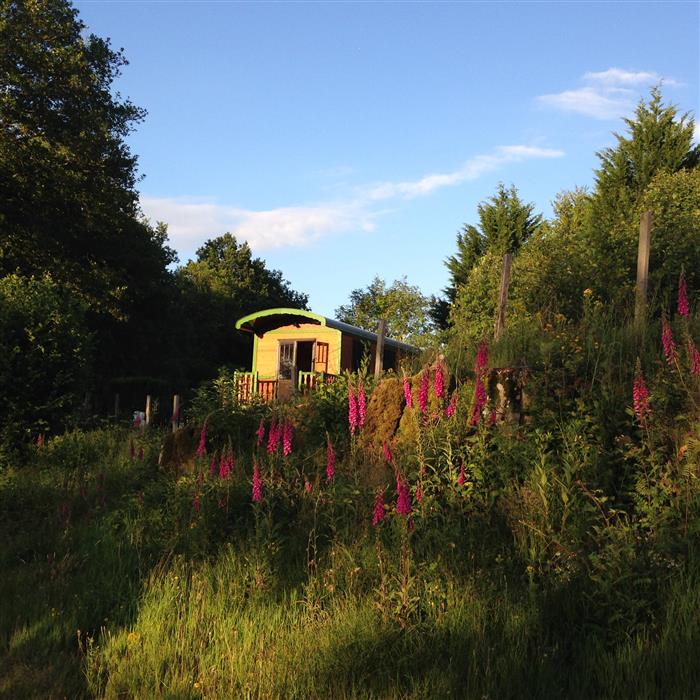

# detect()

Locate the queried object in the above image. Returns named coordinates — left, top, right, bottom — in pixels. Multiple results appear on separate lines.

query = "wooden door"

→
left=314, top=342, right=329, bottom=373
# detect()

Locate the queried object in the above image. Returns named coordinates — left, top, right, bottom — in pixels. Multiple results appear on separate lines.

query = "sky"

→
left=74, top=0, right=699, bottom=318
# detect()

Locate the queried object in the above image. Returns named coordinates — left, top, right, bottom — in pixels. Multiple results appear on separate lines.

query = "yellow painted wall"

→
left=255, top=324, right=342, bottom=378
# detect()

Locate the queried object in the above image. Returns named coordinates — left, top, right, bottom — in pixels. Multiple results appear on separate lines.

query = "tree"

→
left=176, top=233, right=309, bottom=377
left=432, top=184, right=542, bottom=329
left=335, top=276, right=434, bottom=347
left=0, top=0, right=178, bottom=388
left=587, top=88, right=699, bottom=306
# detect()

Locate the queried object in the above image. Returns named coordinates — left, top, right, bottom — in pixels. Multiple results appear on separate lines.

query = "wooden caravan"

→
left=235, top=308, right=419, bottom=402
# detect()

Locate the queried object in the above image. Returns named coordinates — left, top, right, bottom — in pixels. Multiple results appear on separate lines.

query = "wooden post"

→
left=635, top=211, right=652, bottom=332
left=113, top=393, right=120, bottom=418
left=172, top=394, right=181, bottom=433
left=493, top=253, right=513, bottom=341
left=145, top=395, right=152, bottom=426
left=374, top=319, right=387, bottom=379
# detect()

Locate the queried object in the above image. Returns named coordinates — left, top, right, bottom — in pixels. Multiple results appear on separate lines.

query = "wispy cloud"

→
left=537, top=67, right=679, bottom=120
left=141, top=143, right=564, bottom=255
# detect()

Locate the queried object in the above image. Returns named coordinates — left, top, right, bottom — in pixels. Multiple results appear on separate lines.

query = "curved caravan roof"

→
left=236, top=307, right=420, bottom=354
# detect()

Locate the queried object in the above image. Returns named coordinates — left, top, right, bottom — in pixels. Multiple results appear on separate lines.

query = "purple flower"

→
left=418, top=370, right=429, bottom=414
left=678, top=271, right=690, bottom=318
left=252, top=461, right=263, bottom=503
left=196, top=419, right=208, bottom=458
left=304, top=479, right=313, bottom=494
left=372, top=489, right=385, bottom=526
left=457, top=462, right=466, bottom=486
left=256, top=419, right=266, bottom=448
left=633, top=370, right=651, bottom=426
left=326, top=439, right=336, bottom=482
left=689, top=339, right=700, bottom=375
left=192, top=494, right=201, bottom=513
left=283, top=419, right=294, bottom=457
left=348, top=383, right=358, bottom=435
left=37, top=433, right=44, bottom=449
left=396, top=477, right=412, bottom=516
left=415, top=485, right=423, bottom=504
left=434, top=363, right=445, bottom=400
left=475, top=341, right=489, bottom=374
left=445, top=392, right=457, bottom=418
left=383, top=441, right=393, bottom=465
left=403, top=373, right=413, bottom=408
left=357, top=381, right=367, bottom=430
left=470, top=376, right=487, bottom=426
left=662, top=316, right=678, bottom=365
left=267, top=419, right=279, bottom=454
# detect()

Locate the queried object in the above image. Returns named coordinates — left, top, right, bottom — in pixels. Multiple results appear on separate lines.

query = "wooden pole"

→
left=113, top=393, right=120, bottom=418
left=374, top=319, right=387, bottom=379
left=172, top=394, right=180, bottom=433
left=635, top=211, right=652, bottom=332
left=145, top=395, right=152, bottom=426
left=494, top=253, right=513, bottom=341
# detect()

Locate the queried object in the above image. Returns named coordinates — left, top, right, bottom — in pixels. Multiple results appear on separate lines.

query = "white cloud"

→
left=537, top=67, right=679, bottom=120
left=141, top=143, right=564, bottom=255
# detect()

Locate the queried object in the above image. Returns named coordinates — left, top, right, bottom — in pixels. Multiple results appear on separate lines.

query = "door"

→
left=314, top=342, right=329, bottom=374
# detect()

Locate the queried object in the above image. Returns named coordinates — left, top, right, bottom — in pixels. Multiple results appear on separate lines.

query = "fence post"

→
left=172, top=394, right=181, bottom=433
left=634, top=211, right=652, bottom=332
left=145, top=395, right=152, bottom=426
left=374, top=319, right=387, bottom=379
left=494, top=253, right=513, bottom=341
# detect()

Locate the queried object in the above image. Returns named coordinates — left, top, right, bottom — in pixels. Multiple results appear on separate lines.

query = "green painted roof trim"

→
left=235, top=308, right=326, bottom=331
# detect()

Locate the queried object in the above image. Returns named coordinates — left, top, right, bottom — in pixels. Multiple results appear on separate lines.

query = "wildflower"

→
left=489, top=409, right=498, bottom=425
left=219, top=449, right=233, bottom=479
left=475, top=341, right=489, bottom=374
left=304, top=479, right=313, bottom=494
left=403, top=373, right=413, bottom=408
left=632, top=368, right=651, bottom=426
left=662, top=316, right=678, bottom=365
left=583, top=288, right=593, bottom=299
left=255, top=419, right=266, bottom=448
left=282, top=419, right=294, bottom=457
left=348, top=383, right=358, bottom=435
left=678, top=271, right=690, bottom=318
left=218, top=452, right=227, bottom=479
left=357, top=381, right=367, bottom=430
left=445, top=392, right=457, bottom=418
left=129, top=439, right=135, bottom=463
left=418, top=370, right=429, bottom=413
left=195, top=419, right=207, bottom=458
left=415, top=485, right=423, bottom=504
left=470, top=376, right=487, bottom=426
left=326, top=438, right=336, bottom=482
left=434, top=362, right=444, bottom=400
left=396, top=477, right=412, bottom=516
left=267, top=418, right=279, bottom=454
left=252, top=461, right=263, bottom=503
left=688, top=338, right=700, bottom=375
left=133, top=414, right=142, bottom=429
left=372, top=489, right=385, bottom=526
left=37, top=433, right=44, bottom=449
left=192, top=494, right=201, bottom=513
left=383, top=440, right=393, bottom=465
left=137, top=446, right=143, bottom=462
left=457, top=462, right=466, bottom=486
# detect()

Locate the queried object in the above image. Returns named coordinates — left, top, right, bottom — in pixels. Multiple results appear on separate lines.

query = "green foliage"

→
left=335, top=275, right=435, bottom=347
left=0, top=274, right=91, bottom=456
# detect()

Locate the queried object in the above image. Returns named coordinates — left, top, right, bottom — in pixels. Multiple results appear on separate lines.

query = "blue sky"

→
left=75, top=0, right=699, bottom=318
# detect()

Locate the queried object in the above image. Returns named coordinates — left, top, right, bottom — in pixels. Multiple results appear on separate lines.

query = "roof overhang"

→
left=235, top=307, right=420, bottom=353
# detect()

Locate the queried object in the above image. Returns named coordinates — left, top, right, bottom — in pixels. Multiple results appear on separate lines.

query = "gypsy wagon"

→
left=234, top=307, right=420, bottom=401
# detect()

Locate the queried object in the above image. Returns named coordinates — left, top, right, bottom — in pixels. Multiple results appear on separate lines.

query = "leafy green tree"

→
left=433, top=184, right=542, bottom=329
left=176, top=233, right=309, bottom=377
left=335, top=276, right=434, bottom=347
left=587, top=88, right=699, bottom=304
left=0, top=274, right=91, bottom=454
left=0, top=0, right=178, bottom=388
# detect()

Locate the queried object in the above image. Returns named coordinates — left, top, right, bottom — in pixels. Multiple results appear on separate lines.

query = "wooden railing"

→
left=297, top=371, right=337, bottom=393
